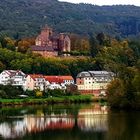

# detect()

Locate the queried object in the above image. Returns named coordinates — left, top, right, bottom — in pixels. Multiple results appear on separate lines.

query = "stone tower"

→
left=59, top=33, right=71, bottom=53
left=35, top=25, right=53, bottom=47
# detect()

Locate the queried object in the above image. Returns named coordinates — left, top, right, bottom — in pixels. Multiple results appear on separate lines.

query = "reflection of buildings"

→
left=24, top=115, right=75, bottom=132
left=0, top=121, right=26, bottom=139
left=0, top=113, right=75, bottom=139
left=78, top=104, right=108, bottom=132
left=0, top=105, right=108, bottom=139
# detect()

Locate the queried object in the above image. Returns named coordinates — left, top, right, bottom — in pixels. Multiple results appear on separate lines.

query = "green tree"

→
left=89, top=35, right=99, bottom=58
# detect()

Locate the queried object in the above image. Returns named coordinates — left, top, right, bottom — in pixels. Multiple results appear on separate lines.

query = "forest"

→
left=0, top=0, right=140, bottom=38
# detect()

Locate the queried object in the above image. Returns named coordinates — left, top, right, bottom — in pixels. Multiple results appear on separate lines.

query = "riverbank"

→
left=0, top=95, right=107, bottom=106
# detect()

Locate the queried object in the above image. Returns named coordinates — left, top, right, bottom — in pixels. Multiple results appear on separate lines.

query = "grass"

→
left=0, top=95, right=93, bottom=106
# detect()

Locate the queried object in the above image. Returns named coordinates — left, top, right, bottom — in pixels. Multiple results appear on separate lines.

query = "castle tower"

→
left=41, top=25, right=53, bottom=39
left=35, top=25, right=53, bottom=46
left=59, top=33, right=71, bottom=53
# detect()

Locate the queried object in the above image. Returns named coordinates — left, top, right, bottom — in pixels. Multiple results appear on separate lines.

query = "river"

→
left=0, top=103, right=139, bottom=140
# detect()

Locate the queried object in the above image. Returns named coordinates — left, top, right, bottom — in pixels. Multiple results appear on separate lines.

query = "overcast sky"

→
left=59, top=0, right=140, bottom=6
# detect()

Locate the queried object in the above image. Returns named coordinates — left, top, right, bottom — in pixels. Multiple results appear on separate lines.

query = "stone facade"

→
left=31, top=26, right=71, bottom=57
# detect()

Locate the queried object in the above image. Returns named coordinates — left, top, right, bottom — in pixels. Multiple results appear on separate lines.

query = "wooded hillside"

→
left=0, top=0, right=140, bottom=38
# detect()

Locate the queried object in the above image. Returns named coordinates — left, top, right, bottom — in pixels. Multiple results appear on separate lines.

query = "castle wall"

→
left=32, top=51, right=58, bottom=57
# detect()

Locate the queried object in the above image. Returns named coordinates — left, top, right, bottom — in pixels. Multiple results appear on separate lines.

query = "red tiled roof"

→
left=27, top=75, right=73, bottom=82
left=28, top=74, right=44, bottom=80
left=44, top=76, right=73, bottom=84
left=59, top=76, right=74, bottom=80
left=44, top=76, right=63, bottom=84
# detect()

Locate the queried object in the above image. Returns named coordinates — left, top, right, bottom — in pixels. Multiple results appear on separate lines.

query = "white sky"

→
left=59, top=0, right=140, bottom=6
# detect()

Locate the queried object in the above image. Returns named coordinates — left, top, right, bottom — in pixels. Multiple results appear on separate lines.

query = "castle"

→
left=30, top=26, right=71, bottom=57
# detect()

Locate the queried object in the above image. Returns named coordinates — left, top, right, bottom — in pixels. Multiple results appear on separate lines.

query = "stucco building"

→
left=25, top=74, right=46, bottom=91
left=76, top=71, right=114, bottom=96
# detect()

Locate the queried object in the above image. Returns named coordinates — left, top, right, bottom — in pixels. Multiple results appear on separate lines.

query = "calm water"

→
left=0, top=103, right=140, bottom=140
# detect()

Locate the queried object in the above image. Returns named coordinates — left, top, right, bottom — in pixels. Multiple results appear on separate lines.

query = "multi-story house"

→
left=25, top=74, right=47, bottom=91
left=76, top=71, right=114, bottom=96
left=59, top=76, right=75, bottom=85
left=25, top=75, right=74, bottom=91
left=44, top=76, right=74, bottom=85
left=44, top=76, right=74, bottom=90
left=0, top=70, right=26, bottom=88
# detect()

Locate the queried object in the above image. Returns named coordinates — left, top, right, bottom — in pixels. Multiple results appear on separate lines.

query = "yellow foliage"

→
left=36, top=91, right=43, bottom=97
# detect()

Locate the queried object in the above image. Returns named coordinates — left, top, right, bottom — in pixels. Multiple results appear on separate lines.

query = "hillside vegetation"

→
left=0, top=30, right=140, bottom=108
left=0, top=0, right=140, bottom=38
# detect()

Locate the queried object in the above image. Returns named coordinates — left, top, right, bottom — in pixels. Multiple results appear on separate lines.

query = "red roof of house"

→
left=59, top=76, right=74, bottom=80
left=27, top=75, right=73, bottom=82
left=28, top=74, right=44, bottom=80
left=44, top=76, right=63, bottom=84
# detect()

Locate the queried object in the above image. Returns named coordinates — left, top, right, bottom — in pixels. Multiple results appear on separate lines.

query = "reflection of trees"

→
left=107, top=111, right=140, bottom=140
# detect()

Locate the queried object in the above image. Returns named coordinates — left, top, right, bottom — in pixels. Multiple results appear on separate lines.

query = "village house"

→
left=0, top=69, right=75, bottom=92
left=76, top=71, right=114, bottom=96
left=44, top=76, right=74, bottom=85
left=59, top=76, right=75, bottom=85
left=30, top=25, right=71, bottom=57
left=44, top=76, right=74, bottom=90
left=25, top=74, right=47, bottom=91
left=0, top=70, right=26, bottom=88
left=25, top=75, right=74, bottom=91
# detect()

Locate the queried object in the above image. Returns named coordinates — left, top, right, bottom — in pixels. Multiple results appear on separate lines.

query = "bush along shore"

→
left=0, top=95, right=92, bottom=106
left=0, top=96, right=107, bottom=106
left=0, top=85, right=106, bottom=106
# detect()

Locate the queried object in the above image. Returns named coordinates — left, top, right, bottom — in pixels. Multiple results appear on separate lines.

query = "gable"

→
left=0, top=71, right=10, bottom=77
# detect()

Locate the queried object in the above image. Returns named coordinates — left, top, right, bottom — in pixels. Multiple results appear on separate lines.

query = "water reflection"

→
left=0, top=104, right=140, bottom=140
left=78, top=105, right=108, bottom=132
left=0, top=104, right=107, bottom=139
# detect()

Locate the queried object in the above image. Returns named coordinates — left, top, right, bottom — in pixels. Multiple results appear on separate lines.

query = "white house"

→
left=76, top=71, right=114, bottom=96
left=59, top=76, right=74, bottom=85
left=0, top=70, right=26, bottom=88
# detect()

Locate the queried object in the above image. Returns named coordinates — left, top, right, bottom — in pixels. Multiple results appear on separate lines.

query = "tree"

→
left=17, top=38, right=35, bottom=53
left=107, top=78, right=125, bottom=108
left=96, top=33, right=105, bottom=45
left=0, top=61, right=6, bottom=72
left=89, top=35, right=99, bottom=58
left=132, top=72, right=140, bottom=93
